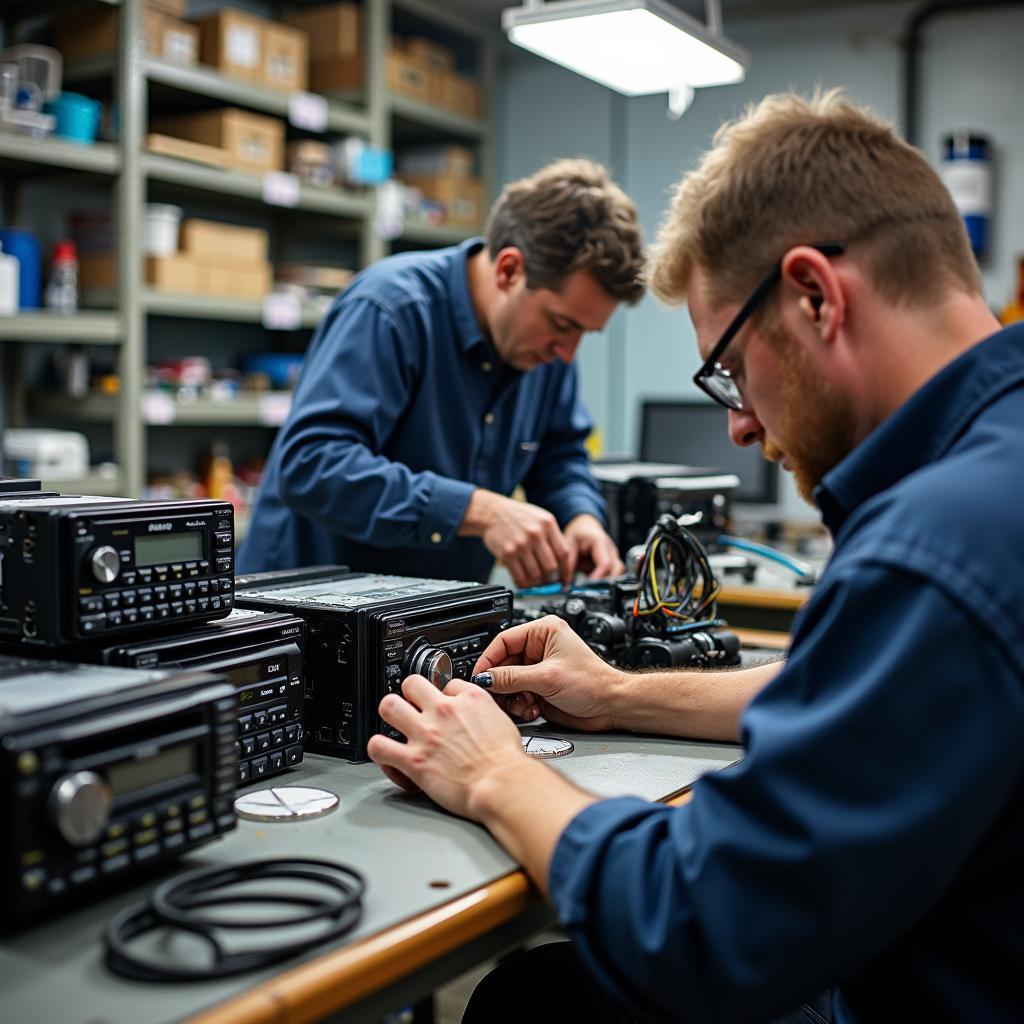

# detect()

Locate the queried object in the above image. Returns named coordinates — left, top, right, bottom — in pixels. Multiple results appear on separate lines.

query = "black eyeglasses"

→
left=692, top=242, right=846, bottom=411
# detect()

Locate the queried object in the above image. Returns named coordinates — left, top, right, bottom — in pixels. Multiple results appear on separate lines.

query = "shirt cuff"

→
left=418, top=474, right=475, bottom=547
left=548, top=796, right=659, bottom=927
left=547, top=492, right=607, bottom=531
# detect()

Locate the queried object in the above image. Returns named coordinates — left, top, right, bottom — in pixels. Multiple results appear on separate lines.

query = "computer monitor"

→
left=639, top=399, right=779, bottom=505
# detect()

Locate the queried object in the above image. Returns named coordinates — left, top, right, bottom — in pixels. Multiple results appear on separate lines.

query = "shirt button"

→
left=430, top=531, right=443, bottom=544
left=484, top=413, right=495, bottom=425
left=481, top=361, right=493, bottom=372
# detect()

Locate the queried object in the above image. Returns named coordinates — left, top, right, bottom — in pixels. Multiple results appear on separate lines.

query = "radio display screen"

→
left=106, top=742, right=197, bottom=798
left=134, top=532, right=203, bottom=566
left=228, top=663, right=264, bottom=686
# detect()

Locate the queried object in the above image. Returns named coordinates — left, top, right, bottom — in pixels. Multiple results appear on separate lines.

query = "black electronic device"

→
left=0, top=491, right=236, bottom=645
left=58, top=608, right=306, bottom=788
left=234, top=566, right=512, bottom=762
left=592, top=461, right=739, bottom=552
left=640, top=399, right=780, bottom=505
left=0, top=655, right=237, bottom=926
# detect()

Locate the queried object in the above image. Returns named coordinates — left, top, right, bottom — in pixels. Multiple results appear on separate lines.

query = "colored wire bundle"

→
left=104, top=856, right=366, bottom=982
left=632, top=514, right=721, bottom=628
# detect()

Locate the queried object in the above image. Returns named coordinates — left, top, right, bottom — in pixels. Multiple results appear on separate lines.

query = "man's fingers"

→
left=378, top=692, right=420, bottom=733
left=400, top=673, right=443, bottom=709
left=474, top=616, right=564, bottom=672
left=380, top=763, right=420, bottom=793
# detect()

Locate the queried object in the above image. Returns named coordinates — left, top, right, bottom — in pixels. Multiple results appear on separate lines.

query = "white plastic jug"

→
left=0, top=240, right=19, bottom=315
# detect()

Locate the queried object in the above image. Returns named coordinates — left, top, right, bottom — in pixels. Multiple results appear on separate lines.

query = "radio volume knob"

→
left=89, top=545, right=121, bottom=584
left=50, top=771, right=112, bottom=847
left=405, top=642, right=454, bottom=691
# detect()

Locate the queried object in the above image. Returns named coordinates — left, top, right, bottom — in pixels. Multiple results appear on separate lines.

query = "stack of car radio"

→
left=0, top=478, right=516, bottom=926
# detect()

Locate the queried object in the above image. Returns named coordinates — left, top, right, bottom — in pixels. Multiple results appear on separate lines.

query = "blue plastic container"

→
left=238, top=352, right=305, bottom=390
left=0, top=228, right=41, bottom=308
left=941, top=132, right=992, bottom=258
left=46, top=92, right=102, bottom=144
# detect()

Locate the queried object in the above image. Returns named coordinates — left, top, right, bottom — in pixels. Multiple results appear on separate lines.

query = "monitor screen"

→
left=639, top=399, right=779, bottom=504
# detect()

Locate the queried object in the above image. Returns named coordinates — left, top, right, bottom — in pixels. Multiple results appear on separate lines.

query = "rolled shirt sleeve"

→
left=548, top=560, right=1024, bottom=1022
left=273, top=297, right=475, bottom=549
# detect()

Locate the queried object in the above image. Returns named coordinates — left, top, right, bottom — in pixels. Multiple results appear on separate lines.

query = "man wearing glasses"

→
left=370, top=91, right=1024, bottom=1022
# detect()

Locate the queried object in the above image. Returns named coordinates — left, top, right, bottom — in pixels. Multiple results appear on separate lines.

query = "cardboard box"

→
left=195, top=8, right=263, bottom=82
left=387, top=46, right=433, bottom=103
left=309, top=54, right=362, bottom=93
left=439, top=71, right=483, bottom=119
left=263, top=22, right=308, bottom=92
left=147, top=0, right=188, bottom=15
left=78, top=253, right=202, bottom=294
left=180, top=219, right=269, bottom=266
left=54, top=8, right=197, bottom=65
left=202, top=262, right=272, bottom=300
left=147, top=132, right=230, bottom=168
left=150, top=108, right=284, bottom=174
left=397, top=144, right=474, bottom=180
left=406, top=36, right=454, bottom=73
left=283, top=3, right=359, bottom=62
left=404, top=174, right=484, bottom=228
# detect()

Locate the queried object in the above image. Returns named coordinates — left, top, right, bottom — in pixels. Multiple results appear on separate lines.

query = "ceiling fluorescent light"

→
left=502, top=0, right=748, bottom=97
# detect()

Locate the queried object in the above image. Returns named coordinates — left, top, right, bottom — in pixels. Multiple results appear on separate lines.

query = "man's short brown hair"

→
left=650, top=90, right=981, bottom=312
left=486, top=158, right=646, bottom=305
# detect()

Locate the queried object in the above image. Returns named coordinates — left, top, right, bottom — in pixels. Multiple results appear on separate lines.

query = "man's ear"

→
left=780, top=245, right=844, bottom=343
left=494, top=247, right=525, bottom=293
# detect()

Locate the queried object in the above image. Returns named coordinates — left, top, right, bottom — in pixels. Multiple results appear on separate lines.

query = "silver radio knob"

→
left=89, top=545, right=121, bottom=584
left=406, top=643, right=454, bottom=691
left=50, top=770, right=112, bottom=846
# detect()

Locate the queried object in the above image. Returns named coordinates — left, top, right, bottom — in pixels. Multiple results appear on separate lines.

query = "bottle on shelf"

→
left=0, top=240, right=19, bottom=315
left=45, top=240, right=79, bottom=313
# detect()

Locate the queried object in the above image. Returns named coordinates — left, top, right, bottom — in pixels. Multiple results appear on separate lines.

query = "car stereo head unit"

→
left=0, top=654, right=237, bottom=927
left=63, top=608, right=306, bottom=788
left=0, top=492, right=236, bottom=646
left=234, top=566, right=512, bottom=762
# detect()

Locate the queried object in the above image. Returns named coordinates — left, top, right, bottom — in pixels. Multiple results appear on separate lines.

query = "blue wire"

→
left=716, top=535, right=813, bottom=578
left=515, top=581, right=611, bottom=598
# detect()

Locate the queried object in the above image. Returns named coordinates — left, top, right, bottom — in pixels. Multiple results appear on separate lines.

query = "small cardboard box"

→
left=397, top=144, right=475, bottom=180
left=202, top=262, right=272, bottom=300
left=147, top=0, right=188, bottom=15
left=439, top=71, right=483, bottom=119
left=406, top=36, right=454, bottom=73
left=150, top=108, right=284, bottom=174
left=263, top=22, right=308, bottom=92
left=147, top=132, right=230, bottom=168
left=387, top=45, right=433, bottom=103
left=283, top=2, right=359, bottom=62
left=55, top=8, right=198, bottom=65
left=404, top=174, right=484, bottom=228
left=147, top=254, right=200, bottom=294
left=309, top=54, right=362, bottom=93
left=195, top=8, right=263, bottom=82
left=180, top=219, right=269, bottom=266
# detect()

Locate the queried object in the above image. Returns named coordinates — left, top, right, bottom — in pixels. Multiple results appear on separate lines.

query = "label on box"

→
left=258, top=392, right=293, bottom=426
left=142, top=391, right=176, bottom=425
left=261, top=292, right=302, bottom=331
left=227, top=25, right=259, bottom=68
left=288, top=92, right=328, bottom=133
left=262, top=171, right=301, bottom=208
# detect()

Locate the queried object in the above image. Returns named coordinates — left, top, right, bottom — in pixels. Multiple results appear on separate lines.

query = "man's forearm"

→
left=469, top=757, right=599, bottom=895
left=608, top=661, right=782, bottom=742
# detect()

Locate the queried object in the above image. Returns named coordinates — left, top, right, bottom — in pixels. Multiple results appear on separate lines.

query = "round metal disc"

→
left=234, top=786, right=340, bottom=822
left=521, top=735, right=574, bottom=759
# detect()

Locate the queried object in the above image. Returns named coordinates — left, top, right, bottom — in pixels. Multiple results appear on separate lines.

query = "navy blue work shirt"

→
left=549, top=322, right=1024, bottom=1022
left=237, top=239, right=605, bottom=580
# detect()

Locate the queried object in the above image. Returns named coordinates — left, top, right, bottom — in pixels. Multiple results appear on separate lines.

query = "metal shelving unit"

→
left=3, top=0, right=494, bottom=495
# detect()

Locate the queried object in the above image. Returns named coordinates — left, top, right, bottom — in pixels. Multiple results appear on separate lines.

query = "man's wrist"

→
left=467, top=754, right=548, bottom=825
left=458, top=488, right=499, bottom=538
left=604, top=666, right=638, bottom=731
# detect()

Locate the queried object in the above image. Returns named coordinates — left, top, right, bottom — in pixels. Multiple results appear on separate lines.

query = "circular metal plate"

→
left=234, top=786, right=340, bottom=823
left=521, top=735, right=574, bottom=759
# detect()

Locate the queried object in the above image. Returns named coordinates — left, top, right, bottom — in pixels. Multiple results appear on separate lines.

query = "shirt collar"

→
left=449, top=237, right=488, bottom=353
left=815, top=322, right=1024, bottom=534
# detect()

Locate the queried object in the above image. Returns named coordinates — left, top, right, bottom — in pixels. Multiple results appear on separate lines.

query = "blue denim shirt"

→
left=549, top=322, right=1024, bottom=1022
left=238, top=240, right=605, bottom=580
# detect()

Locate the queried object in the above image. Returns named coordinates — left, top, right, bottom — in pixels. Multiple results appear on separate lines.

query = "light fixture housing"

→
left=502, top=0, right=748, bottom=97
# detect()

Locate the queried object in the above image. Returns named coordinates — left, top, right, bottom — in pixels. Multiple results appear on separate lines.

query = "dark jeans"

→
left=462, top=941, right=832, bottom=1024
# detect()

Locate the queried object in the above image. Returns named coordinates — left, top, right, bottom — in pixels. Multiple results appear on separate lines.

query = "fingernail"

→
left=471, top=672, right=493, bottom=689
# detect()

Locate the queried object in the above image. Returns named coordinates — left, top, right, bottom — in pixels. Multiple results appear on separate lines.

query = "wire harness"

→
left=104, top=856, right=366, bottom=982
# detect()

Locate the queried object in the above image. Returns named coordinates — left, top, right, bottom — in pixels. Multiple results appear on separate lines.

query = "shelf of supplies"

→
left=395, top=222, right=478, bottom=246
left=142, top=153, right=372, bottom=218
left=33, top=391, right=294, bottom=426
left=0, top=132, right=119, bottom=175
left=144, top=59, right=372, bottom=137
left=142, top=290, right=325, bottom=328
left=0, top=310, right=122, bottom=343
left=388, top=93, right=486, bottom=139
left=42, top=470, right=126, bottom=497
